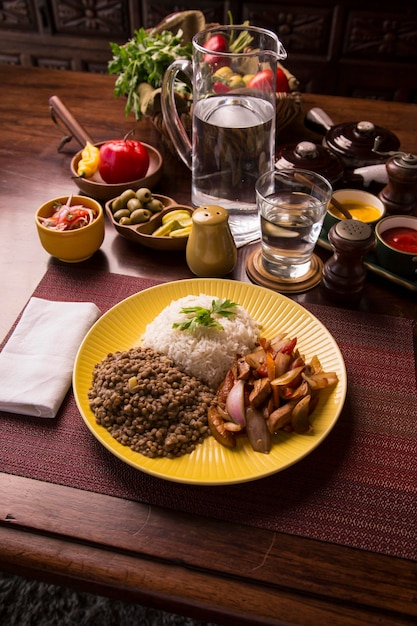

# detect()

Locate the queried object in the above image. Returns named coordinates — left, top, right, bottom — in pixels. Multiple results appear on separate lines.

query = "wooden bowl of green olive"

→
left=105, top=188, right=194, bottom=251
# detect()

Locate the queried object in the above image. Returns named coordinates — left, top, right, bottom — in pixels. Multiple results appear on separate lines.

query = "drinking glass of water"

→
left=256, top=169, right=333, bottom=279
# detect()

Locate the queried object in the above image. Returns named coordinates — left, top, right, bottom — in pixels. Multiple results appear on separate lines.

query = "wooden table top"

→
left=0, top=64, right=416, bottom=625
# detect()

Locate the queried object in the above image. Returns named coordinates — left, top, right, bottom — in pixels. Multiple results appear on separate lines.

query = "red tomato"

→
left=99, top=138, right=150, bottom=184
left=247, top=69, right=275, bottom=92
left=205, top=34, right=228, bottom=53
left=204, top=34, right=229, bottom=66
left=213, top=81, right=231, bottom=94
left=276, top=67, right=290, bottom=93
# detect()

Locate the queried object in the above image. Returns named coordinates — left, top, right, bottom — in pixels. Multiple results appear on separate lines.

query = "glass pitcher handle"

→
left=161, top=59, right=193, bottom=169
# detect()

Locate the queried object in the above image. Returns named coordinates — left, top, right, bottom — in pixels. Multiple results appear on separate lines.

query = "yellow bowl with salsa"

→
left=35, top=195, right=104, bottom=262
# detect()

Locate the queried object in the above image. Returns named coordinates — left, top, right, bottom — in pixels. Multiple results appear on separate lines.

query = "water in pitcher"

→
left=192, top=95, right=275, bottom=244
left=260, top=191, right=326, bottom=278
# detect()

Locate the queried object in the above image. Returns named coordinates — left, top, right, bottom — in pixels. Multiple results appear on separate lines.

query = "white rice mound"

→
left=141, top=294, right=260, bottom=389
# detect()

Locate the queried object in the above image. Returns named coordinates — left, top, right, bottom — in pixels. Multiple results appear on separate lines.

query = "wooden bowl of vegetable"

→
left=105, top=189, right=193, bottom=251
left=71, top=141, right=163, bottom=202
left=35, top=195, right=104, bottom=262
left=48, top=96, right=164, bottom=202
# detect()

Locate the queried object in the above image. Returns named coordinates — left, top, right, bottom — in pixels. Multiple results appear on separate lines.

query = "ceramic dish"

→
left=71, top=142, right=163, bottom=202
left=375, top=215, right=417, bottom=279
left=73, top=279, right=347, bottom=485
left=318, top=229, right=417, bottom=292
left=105, top=195, right=193, bottom=251
left=35, top=195, right=104, bottom=262
left=325, top=188, right=385, bottom=231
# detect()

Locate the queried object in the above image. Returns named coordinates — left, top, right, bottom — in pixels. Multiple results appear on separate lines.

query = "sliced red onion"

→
left=225, top=379, right=246, bottom=427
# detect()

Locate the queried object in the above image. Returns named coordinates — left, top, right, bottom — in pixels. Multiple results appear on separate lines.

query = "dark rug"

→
left=0, top=571, right=219, bottom=626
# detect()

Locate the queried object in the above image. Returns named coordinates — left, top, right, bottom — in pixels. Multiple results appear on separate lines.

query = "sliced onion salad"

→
left=38, top=195, right=97, bottom=231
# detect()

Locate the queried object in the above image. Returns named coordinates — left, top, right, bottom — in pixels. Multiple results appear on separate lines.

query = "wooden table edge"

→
left=1, top=472, right=415, bottom=625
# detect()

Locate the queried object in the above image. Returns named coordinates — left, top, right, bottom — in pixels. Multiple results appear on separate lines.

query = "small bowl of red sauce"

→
left=375, top=215, right=417, bottom=278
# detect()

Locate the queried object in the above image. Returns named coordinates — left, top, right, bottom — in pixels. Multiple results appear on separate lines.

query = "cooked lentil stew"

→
left=88, top=346, right=216, bottom=458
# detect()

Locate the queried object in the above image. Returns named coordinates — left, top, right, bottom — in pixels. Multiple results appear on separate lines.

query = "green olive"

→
left=118, top=189, right=137, bottom=207
left=111, top=197, right=123, bottom=213
left=146, top=199, right=164, bottom=213
left=130, top=208, right=152, bottom=224
left=113, top=208, right=131, bottom=222
left=127, top=198, right=142, bottom=212
left=119, top=216, right=132, bottom=225
left=136, top=188, right=152, bottom=204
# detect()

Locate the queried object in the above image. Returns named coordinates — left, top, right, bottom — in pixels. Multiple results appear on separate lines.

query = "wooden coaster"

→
left=246, top=247, right=323, bottom=293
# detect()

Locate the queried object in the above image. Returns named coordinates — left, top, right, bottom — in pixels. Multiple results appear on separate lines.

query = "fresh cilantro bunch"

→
left=108, top=28, right=192, bottom=120
left=173, top=299, right=238, bottom=333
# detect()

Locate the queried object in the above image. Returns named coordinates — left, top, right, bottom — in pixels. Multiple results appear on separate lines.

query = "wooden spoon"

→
left=329, top=196, right=354, bottom=220
left=292, top=171, right=354, bottom=220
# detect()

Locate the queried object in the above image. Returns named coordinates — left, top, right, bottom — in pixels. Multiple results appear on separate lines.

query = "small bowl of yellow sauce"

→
left=324, top=188, right=385, bottom=231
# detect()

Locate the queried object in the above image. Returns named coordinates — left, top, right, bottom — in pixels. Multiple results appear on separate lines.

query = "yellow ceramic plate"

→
left=73, top=279, right=347, bottom=485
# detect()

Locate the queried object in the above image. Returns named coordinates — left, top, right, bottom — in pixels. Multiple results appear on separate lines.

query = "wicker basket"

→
left=142, top=11, right=304, bottom=156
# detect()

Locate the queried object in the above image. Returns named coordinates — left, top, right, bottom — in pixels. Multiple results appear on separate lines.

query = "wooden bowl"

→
left=105, top=195, right=193, bottom=251
left=71, top=142, right=163, bottom=202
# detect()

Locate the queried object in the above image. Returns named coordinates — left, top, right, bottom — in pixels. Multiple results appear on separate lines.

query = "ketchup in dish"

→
left=381, top=227, right=417, bottom=254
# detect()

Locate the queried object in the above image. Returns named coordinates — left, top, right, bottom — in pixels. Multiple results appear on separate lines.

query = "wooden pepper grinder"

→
left=379, top=152, right=417, bottom=215
left=321, top=221, right=376, bottom=303
left=373, top=138, right=417, bottom=215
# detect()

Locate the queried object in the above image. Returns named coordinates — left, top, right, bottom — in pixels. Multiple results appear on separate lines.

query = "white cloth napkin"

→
left=0, top=297, right=101, bottom=418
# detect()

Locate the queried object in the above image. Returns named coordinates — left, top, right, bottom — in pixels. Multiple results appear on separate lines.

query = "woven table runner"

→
left=1, top=265, right=416, bottom=561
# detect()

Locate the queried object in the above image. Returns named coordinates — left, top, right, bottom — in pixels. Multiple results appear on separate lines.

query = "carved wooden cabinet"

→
left=0, top=0, right=416, bottom=101
left=0, top=0, right=229, bottom=72
left=243, top=1, right=417, bottom=102
left=0, top=0, right=140, bottom=72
